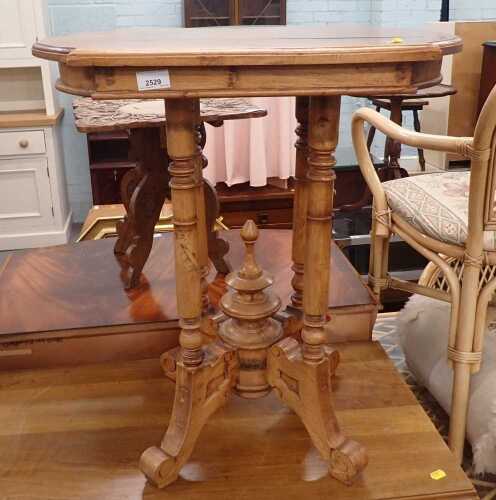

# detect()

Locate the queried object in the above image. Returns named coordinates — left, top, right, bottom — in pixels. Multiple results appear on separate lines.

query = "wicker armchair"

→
left=352, top=84, right=496, bottom=463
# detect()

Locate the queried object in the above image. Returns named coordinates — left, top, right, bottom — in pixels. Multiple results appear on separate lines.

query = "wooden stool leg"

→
left=114, top=128, right=168, bottom=289
left=139, top=98, right=237, bottom=488
left=271, top=96, right=368, bottom=485
left=290, top=96, right=309, bottom=311
left=366, top=105, right=380, bottom=151
left=385, top=97, right=403, bottom=170
left=413, top=109, right=426, bottom=171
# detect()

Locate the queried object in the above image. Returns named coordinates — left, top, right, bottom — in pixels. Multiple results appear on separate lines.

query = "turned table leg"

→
left=302, top=96, right=339, bottom=361
left=140, top=98, right=236, bottom=487
left=303, top=96, right=367, bottom=479
left=269, top=96, right=368, bottom=485
left=290, top=96, right=309, bottom=311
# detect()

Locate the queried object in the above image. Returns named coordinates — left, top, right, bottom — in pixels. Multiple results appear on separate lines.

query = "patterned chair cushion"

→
left=382, top=171, right=496, bottom=251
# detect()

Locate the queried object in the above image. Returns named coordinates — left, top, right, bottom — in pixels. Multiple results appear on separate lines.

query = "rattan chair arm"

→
left=351, top=111, right=390, bottom=237
left=352, top=107, right=473, bottom=156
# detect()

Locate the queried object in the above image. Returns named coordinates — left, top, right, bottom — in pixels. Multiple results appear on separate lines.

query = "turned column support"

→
left=302, top=95, right=340, bottom=362
left=165, top=97, right=204, bottom=367
left=290, top=96, right=310, bottom=311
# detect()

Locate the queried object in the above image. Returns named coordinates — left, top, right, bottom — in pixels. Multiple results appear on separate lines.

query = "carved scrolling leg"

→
left=139, top=98, right=231, bottom=488
left=267, top=338, right=367, bottom=484
left=140, top=341, right=236, bottom=488
left=114, top=127, right=169, bottom=289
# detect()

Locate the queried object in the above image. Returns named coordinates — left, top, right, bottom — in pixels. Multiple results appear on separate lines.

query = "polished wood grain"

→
left=0, top=230, right=373, bottom=339
left=0, top=341, right=477, bottom=499
left=33, top=25, right=461, bottom=65
left=32, top=26, right=461, bottom=99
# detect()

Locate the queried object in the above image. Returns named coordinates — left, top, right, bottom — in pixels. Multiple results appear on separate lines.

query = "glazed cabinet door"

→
left=0, top=157, right=54, bottom=236
left=0, top=0, right=38, bottom=64
left=184, top=0, right=233, bottom=27
left=239, top=0, right=286, bottom=25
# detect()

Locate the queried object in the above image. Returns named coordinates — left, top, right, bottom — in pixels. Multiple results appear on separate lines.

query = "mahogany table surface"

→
left=0, top=341, right=477, bottom=500
left=0, top=229, right=373, bottom=337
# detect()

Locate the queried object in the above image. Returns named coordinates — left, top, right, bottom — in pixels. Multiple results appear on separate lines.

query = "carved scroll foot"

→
left=267, top=337, right=368, bottom=485
left=140, top=340, right=237, bottom=488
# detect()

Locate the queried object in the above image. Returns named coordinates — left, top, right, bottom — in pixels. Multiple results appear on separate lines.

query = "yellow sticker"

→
left=391, top=37, right=404, bottom=44
left=430, top=469, right=447, bottom=480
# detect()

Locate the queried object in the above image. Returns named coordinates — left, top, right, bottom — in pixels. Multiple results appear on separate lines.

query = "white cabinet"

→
left=0, top=0, right=38, bottom=63
left=0, top=0, right=71, bottom=250
left=0, top=156, right=53, bottom=232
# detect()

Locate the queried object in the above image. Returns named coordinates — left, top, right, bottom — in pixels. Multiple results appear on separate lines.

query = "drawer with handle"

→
left=0, top=130, right=46, bottom=156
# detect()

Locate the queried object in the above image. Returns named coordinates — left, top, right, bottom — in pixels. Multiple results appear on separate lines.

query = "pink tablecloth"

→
left=203, top=97, right=297, bottom=186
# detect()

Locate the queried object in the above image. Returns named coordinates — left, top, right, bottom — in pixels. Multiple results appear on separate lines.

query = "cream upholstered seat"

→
left=352, top=84, right=496, bottom=466
left=383, top=171, right=496, bottom=251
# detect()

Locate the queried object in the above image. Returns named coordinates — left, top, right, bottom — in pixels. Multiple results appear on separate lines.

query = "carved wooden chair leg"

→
left=115, top=128, right=169, bottom=289
left=140, top=341, right=237, bottom=488
left=204, top=179, right=231, bottom=275
left=114, top=167, right=140, bottom=260
left=196, top=122, right=231, bottom=276
left=267, top=337, right=367, bottom=484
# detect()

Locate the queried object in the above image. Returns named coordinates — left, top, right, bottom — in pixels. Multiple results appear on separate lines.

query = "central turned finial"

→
left=238, top=220, right=262, bottom=280
left=219, top=220, right=283, bottom=398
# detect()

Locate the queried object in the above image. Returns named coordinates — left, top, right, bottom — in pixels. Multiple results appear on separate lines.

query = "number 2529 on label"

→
left=136, top=70, right=171, bottom=91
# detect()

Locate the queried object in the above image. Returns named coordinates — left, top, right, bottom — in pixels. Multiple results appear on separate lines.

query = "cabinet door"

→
left=0, top=157, right=54, bottom=233
left=0, top=0, right=37, bottom=62
left=185, top=0, right=233, bottom=27
left=239, top=0, right=286, bottom=25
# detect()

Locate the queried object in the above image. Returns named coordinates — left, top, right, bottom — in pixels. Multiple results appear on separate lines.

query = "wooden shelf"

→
left=89, top=160, right=136, bottom=171
left=0, top=109, right=64, bottom=129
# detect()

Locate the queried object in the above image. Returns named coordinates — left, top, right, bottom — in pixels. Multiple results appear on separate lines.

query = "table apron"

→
left=56, top=59, right=443, bottom=99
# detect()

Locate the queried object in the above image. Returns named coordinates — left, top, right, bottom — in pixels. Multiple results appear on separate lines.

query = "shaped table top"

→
left=32, top=25, right=462, bottom=99
left=33, top=25, right=461, bottom=67
left=72, top=97, right=267, bottom=133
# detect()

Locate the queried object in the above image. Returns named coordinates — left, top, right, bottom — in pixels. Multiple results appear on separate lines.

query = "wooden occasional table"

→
left=72, top=96, right=267, bottom=287
left=33, top=25, right=461, bottom=489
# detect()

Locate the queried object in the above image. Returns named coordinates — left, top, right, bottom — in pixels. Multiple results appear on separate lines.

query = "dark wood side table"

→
left=73, top=97, right=266, bottom=288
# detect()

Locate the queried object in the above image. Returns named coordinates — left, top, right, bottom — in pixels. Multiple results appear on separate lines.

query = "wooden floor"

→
left=0, top=341, right=477, bottom=500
